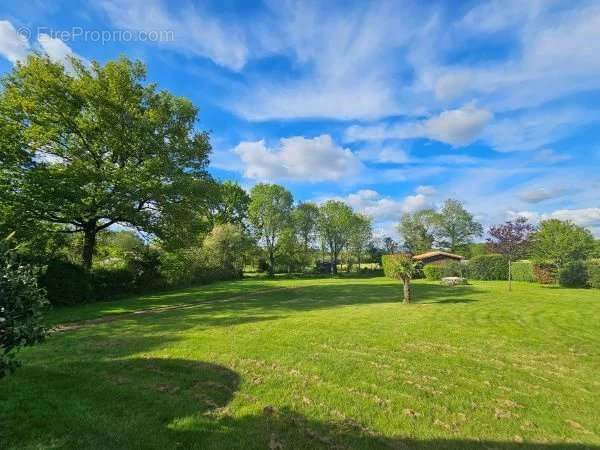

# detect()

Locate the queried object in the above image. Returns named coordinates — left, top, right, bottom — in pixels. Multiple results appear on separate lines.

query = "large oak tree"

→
left=0, top=55, right=214, bottom=268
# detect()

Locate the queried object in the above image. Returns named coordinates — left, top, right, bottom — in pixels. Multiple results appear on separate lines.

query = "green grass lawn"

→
left=1, top=277, right=599, bottom=449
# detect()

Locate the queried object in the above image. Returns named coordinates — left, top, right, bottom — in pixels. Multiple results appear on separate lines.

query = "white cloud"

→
left=329, top=187, right=436, bottom=223
left=542, top=208, right=600, bottom=228
left=517, top=186, right=571, bottom=204
left=346, top=104, right=492, bottom=147
left=418, top=104, right=492, bottom=147
left=449, top=2, right=600, bottom=113
left=36, top=34, right=87, bottom=72
left=100, top=0, right=248, bottom=70
left=532, top=149, right=571, bottom=164
left=233, top=134, right=362, bottom=182
left=416, top=185, right=437, bottom=196
left=434, top=71, right=471, bottom=101
left=0, top=20, right=29, bottom=63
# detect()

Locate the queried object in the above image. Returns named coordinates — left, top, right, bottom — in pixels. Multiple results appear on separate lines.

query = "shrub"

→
left=442, top=261, right=464, bottom=278
left=128, top=246, right=165, bottom=291
left=423, top=264, right=444, bottom=280
left=1, top=248, right=48, bottom=378
left=40, top=259, right=91, bottom=305
left=559, top=260, right=588, bottom=288
left=467, top=254, right=508, bottom=280
left=92, top=267, right=136, bottom=299
left=533, top=262, right=557, bottom=284
left=381, top=254, right=395, bottom=278
left=511, top=261, right=534, bottom=282
left=587, top=261, right=600, bottom=289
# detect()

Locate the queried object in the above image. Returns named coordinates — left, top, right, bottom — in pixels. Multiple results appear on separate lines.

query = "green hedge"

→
left=39, top=251, right=242, bottom=306
left=559, top=260, right=588, bottom=288
left=423, top=265, right=444, bottom=280
left=381, top=255, right=396, bottom=278
left=40, top=259, right=91, bottom=305
left=511, top=261, right=534, bottom=282
left=421, top=261, right=463, bottom=280
left=588, top=261, right=600, bottom=289
left=466, top=254, right=508, bottom=280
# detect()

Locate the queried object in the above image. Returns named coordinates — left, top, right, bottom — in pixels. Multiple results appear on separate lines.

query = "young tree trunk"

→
left=403, top=280, right=411, bottom=304
left=268, top=247, right=275, bottom=277
left=508, top=259, right=512, bottom=291
left=331, top=250, right=338, bottom=275
left=82, top=223, right=97, bottom=270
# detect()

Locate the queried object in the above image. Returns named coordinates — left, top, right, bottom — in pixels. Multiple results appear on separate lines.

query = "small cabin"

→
left=412, top=251, right=464, bottom=266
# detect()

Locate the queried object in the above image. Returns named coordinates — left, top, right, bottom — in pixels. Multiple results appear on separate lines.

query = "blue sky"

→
left=1, top=0, right=599, bottom=237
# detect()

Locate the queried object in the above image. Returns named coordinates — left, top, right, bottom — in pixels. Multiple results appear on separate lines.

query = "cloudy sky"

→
left=1, top=0, right=599, bottom=237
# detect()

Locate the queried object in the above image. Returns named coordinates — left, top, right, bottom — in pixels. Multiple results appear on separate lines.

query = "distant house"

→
left=412, top=251, right=464, bottom=266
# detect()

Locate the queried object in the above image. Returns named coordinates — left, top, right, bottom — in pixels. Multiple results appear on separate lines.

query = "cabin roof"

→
left=412, top=251, right=464, bottom=261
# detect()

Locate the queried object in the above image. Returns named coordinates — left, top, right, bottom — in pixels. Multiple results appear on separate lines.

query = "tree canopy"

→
left=531, top=219, right=595, bottom=269
left=317, top=200, right=356, bottom=274
left=0, top=55, right=215, bottom=268
left=248, top=183, right=293, bottom=276
left=397, top=209, right=435, bottom=254
left=431, top=199, right=483, bottom=252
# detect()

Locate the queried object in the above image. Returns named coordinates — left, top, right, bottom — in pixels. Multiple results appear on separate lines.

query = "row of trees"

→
left=396, top=199, right=483, bottom=254
left=247, top=183, right=372, bottom=276
left=0, top=54, right=377, bottom=278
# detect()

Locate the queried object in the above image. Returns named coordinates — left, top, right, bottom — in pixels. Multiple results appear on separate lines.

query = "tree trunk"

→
left=331, top=250, right=337, bottom=275
left=268, top=248, right=275, bottom=277
left=82, top=222, right=97, bottom=270
left=403, top=280, right=411, bottom=304
left=508, top=259, right=512, bottom=291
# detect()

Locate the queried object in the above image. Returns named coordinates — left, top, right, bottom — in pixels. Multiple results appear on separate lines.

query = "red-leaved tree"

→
left=487, top=217, right=535, bottom=291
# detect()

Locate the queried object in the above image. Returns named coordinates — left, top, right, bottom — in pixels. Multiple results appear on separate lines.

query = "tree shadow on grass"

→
left=2, top=357, right=596, bottom=450
left=53, top=282, right=484, bottom=336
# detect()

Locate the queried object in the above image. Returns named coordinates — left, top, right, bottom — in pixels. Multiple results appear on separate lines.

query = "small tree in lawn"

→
left=487, top=217, right=535, bottom=291
left=388, top=254, right=417, bottom=304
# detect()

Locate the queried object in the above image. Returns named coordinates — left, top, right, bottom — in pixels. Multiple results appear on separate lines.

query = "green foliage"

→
left=532, top=262, right=557, bottom=284
left=317, top=200, right=356, bottom=274
left=421, top=261, right=463, bottom=280
left=397, top=210, right=435, bottom=254
left=587, top=261, right=600, bottom=289
left=442, top=261, right=464, bottom=278
left=92, top=267, right=136, bottom=299
left=453, top=243, right=487, bottom=259
left=348, top=214, right=373, bottom=269
left=381, top=255, right=395, bottom=278
left=467, top=254, right=508, bottom=280
left=213, top=181, right=250, bottom=227
left=382, top=254, right=416, bottom=281
left=511, top=261, right=534, bottom=282
left=423, top=264, right=444, bottom=280
left=203, top=223, right=247, bottom=273
left=248, top=183, right=293, bottom=276
left=531, top=219, right=595, bottom=270
left=558, top=261, right=588, bottom=288
left=1, top=238, right=48, bottom=378
left=430, top=199, right=483, bottom=252
left=0, top=55, right=215, bottom=267
left=40, top=259, right=91, bottom=305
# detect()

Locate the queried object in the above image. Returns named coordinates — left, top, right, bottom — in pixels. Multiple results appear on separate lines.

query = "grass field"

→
left=1, top=277, right=599, bottom=449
